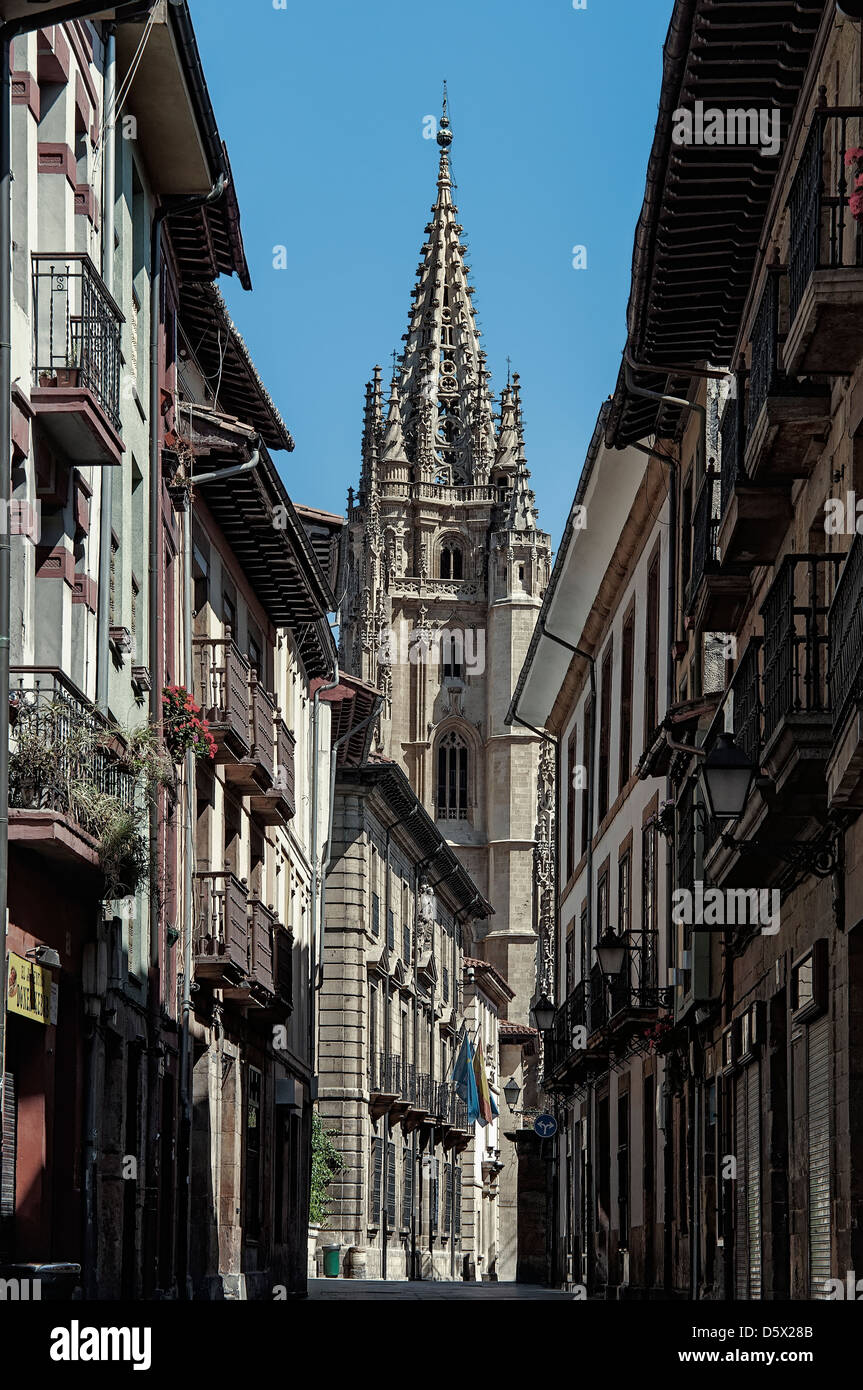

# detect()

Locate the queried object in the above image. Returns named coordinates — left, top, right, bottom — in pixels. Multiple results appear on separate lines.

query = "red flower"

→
left=845, top=147, right=863, bottom=167
left=850, top=188, right=863, bottom=221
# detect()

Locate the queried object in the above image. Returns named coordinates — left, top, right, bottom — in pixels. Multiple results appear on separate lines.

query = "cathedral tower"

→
left=340, top=102, right=552, bottom=1271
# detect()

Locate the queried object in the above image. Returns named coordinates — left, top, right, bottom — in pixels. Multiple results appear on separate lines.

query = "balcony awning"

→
left=179, top=282, right=293, bottom=452
left=180, top=404, right=336, bottom=676
left=606, top=0, right=826, bottom=448
left=312, top=672, right=381, bottom=767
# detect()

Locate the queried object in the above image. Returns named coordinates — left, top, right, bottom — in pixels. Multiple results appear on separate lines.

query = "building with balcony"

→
left=2, top=1, right=338, bottom=1303
left=509, top=407, right=676, bottom=1297
left=318, top=750, right=494, bottom=1281
left=596, top=0, right=863, bottom=1301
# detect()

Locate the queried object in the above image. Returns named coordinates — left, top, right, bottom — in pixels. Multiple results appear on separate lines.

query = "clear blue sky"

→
left=189, top=0, right=670, bottom=548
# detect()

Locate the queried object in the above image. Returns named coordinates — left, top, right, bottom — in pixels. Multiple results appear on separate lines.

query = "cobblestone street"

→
left=308, top=1279, right=577, bottom=1300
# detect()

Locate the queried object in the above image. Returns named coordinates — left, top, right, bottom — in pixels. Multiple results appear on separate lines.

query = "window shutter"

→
left=430, top=1163, right=438, bottom=1233
left=402, top=1147, right=413, bottom=1231
left=443, top=1162, right=452, bottom=1234
left=454, top=1165, right=462, bottom=1236
left=387, top=908, right=395, bottom=951
left=370, top=1137, right=382, bottom=1225
left=372, top=893, right=380, bottom=937
left=386, top=1140, right=397, bottom=1226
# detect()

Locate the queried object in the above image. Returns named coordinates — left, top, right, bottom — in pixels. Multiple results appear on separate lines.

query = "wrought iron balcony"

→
left=745, top=272, right=830, bottom=485
left=827, top=537, right=863, bottom=809
left=717, top=383, right=791, bottom=573
left=761, top=553, right=842, bottom=747
left=9, top=666, right=137, bottom=870
left=686, top=466, right=721, bottom=614
left=785, top=108, right=863, bottom=375
left=369, top=1051, right=402, bottom=1098
left=194, top=870, right=250, bottom=986
left=31, top=253, right=124, bottom=464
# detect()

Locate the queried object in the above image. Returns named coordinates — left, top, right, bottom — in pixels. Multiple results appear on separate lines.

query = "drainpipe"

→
left=145, top=172, right=227, bottom=1294
left=622, top=354, right=723, bottom=1299
left=0, top=0, right=155, bottom=1264
left=95, top=26, right=117, bottom=712
left=535, top=617, right=596, bottom=1294
left=309, top=659, right=340, bottom=1087
left=509, top=705, right=562, bottom=1283
left=177, top=441, right=261, bottom=1298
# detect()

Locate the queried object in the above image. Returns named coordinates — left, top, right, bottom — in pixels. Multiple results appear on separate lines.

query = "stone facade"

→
left=337, top=102, right=551, bottom=1280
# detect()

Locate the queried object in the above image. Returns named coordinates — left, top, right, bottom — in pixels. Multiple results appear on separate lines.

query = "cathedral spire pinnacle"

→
left=382, top=363, right=406, bottom=464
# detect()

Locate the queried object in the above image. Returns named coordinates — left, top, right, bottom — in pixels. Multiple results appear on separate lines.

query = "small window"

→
left=440, top=542, right=463, bottom=581
left=436, top=730, right=468, bottom=820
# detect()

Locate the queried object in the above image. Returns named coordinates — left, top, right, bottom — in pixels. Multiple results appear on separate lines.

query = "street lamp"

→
left=595, top=931, right=627, bottom=979
left=503, top=1076, right=521, bottom=1111
left=700, top=732, right=755, bottom=822
left=531, top=994, right=556, bottom=1031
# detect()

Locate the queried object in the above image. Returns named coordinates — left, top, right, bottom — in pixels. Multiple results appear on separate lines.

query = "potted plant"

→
left=309, top=1113, right=345, bottom=1277
left=162, top=684, right=217, bottom=765
left=845, top=147, right=863, bottom=223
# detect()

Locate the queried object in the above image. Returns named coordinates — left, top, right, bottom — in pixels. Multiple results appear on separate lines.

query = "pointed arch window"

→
left=437, top=730, right=468, bottom=821
left=440, top=543, right=463, bottom=581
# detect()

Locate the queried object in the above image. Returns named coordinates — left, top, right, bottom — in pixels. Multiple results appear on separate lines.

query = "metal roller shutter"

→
left=747, top=1061, right=762, bottom=1299
left=807, top=1016, right=831, bottom=1298
left=734, top=1062, right=762, bottom=1299
left=1, top=1073, right=15, bottom=1218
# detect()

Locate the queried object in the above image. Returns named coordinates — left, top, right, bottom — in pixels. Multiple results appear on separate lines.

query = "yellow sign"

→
left=6, top=951, right=53, bottom=1026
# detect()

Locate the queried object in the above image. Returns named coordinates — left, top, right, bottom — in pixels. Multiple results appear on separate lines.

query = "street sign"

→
left=534, top=1113, right=557, bottom=1138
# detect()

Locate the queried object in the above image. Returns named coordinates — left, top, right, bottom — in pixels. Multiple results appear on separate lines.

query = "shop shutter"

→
left=430, top=1163, right=438, bottom=1233
left=746, top=1061, right=762, bottom=1299
left=443, top=1162, right=452, bottom=1234
left=1, top=1073, right=15, bottom=1217
left=734, top=1075, right=747, bottom=1299
left=734, top=1062, right=762, bottom=1299
left=807, top=1015, right=831, bottom=1298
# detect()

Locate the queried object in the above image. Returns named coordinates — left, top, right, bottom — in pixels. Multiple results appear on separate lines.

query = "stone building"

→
left=338, top=100, right=552, bottom=1279
left=516, top=0, right=863, bottom=1301
left=318, top=748, right=493, bottom=1280
left=1, top=1, right=337, bottom=1301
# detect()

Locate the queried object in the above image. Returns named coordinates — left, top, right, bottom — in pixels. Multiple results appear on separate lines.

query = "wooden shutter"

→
left=454, top=1165, right=462, bottom=1236
left=370, top=1136, right=382, bottom=1225
left=443, top=1162, right=452, bottom=1234
left=1, top=1073, right=15, bottom=1217
left=386, top=1140, right=397, bottom=1226
left=807, top=1016, right=831, bottom=1297
left=402, top=1147, right=413, bottom=1231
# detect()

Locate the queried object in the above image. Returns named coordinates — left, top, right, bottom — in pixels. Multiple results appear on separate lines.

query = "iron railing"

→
left=761, top=553, right=844, bottom=744
left=719, top=389, right=745, bottom=522
left=788, top=111, right=863, bottom=325
left=369, top=1052, right=402, bottom=1096
left=747, top=273, right=782, bottom=434
left=689, top=467, right=721, bottom=606
left=415, top=1070, right=434, bottom=1112
left=829, top=534, right=863, bottom=732
left=32, top=253, right=123, bottom=430
left=9, top=667, right=137, bottom=834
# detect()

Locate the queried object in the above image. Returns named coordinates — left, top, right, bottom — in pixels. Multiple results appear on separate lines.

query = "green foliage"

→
left=309, top=1111, right=345, bottom=1227
left=9, top=698, right=174, bottom=898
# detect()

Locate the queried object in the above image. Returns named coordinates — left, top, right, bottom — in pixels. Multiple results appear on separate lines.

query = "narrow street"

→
left=308, top=1279, right=577, bottom=1300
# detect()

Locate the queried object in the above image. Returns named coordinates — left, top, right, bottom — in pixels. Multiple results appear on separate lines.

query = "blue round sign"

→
left=534, top=1112, right=557, bottom=1138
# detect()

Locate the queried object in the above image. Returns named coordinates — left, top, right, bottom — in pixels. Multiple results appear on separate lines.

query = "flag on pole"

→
left=451, top=1032, right=480, bottom=1126
left=472, top=1039, right=497, bottom=1126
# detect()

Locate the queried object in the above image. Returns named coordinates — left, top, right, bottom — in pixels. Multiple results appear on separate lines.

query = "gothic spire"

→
left=505, top=373, right=539, bottom=532
left=396, top=89, right=495, bottom=486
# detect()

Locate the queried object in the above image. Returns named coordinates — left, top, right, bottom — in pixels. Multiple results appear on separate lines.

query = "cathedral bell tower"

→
left=340, top=95, right=552, bottom=1035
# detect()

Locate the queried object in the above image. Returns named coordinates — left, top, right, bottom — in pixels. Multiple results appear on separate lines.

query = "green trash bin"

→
left=323, top=1245, right=341, bottom=1279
